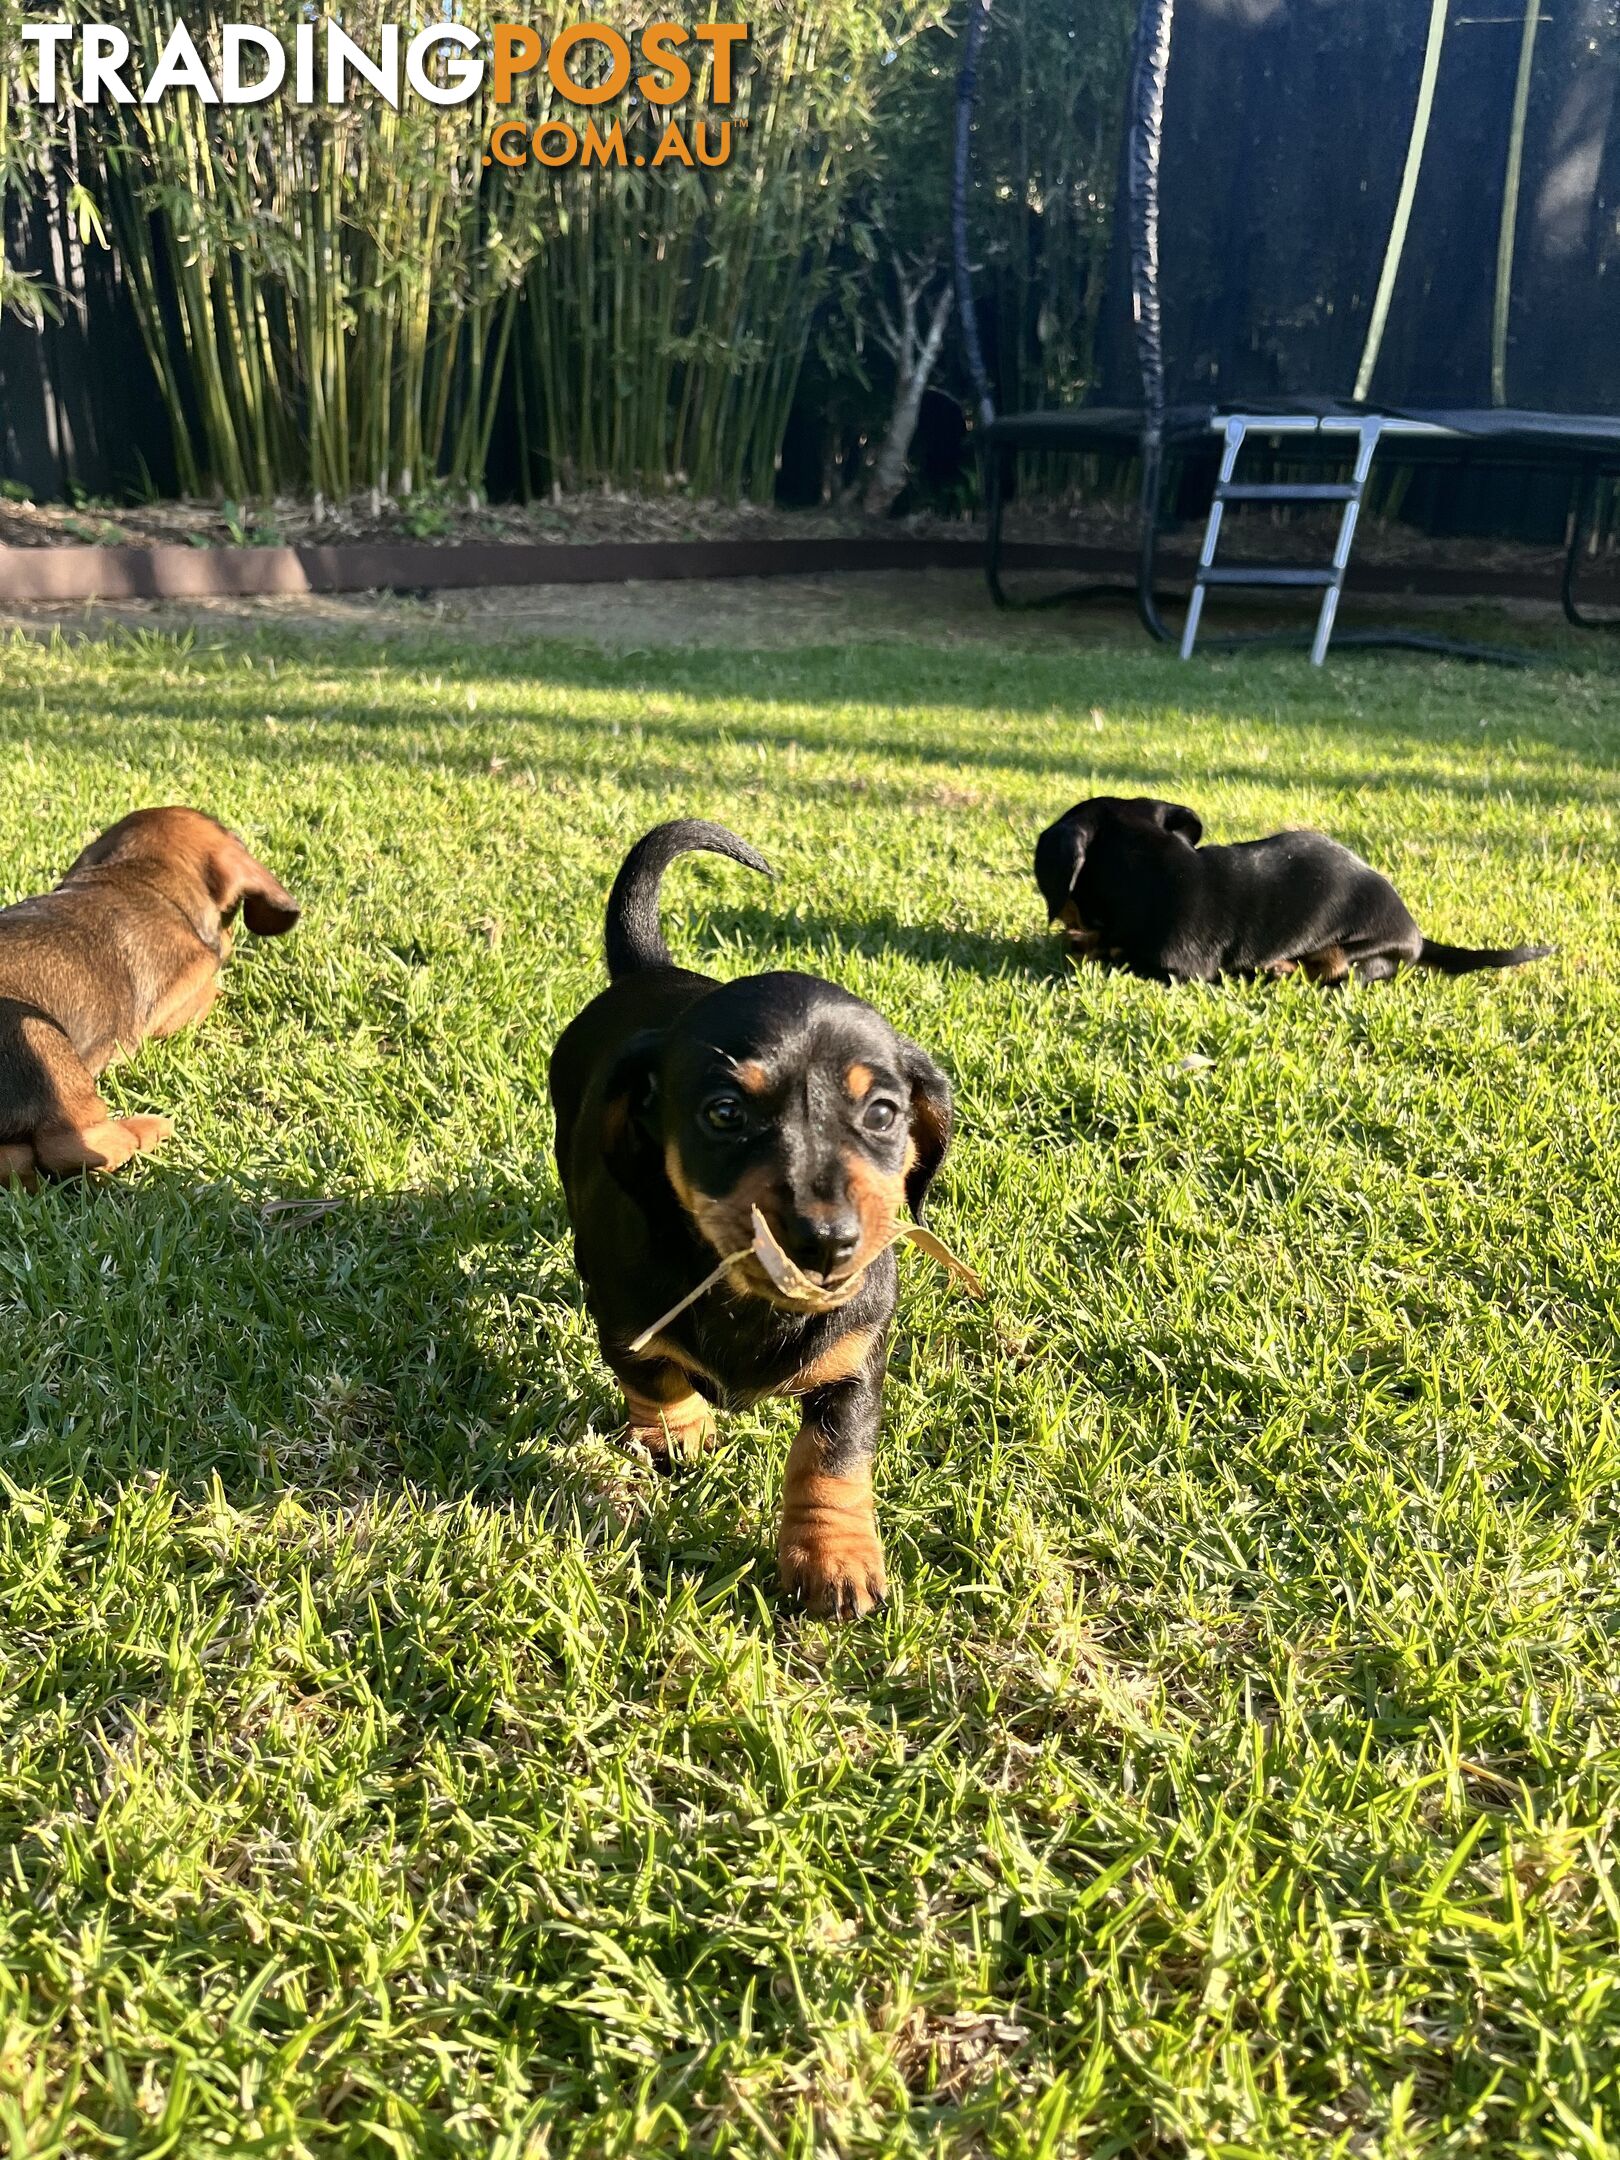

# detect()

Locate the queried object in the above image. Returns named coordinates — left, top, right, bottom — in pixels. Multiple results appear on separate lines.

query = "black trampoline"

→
left=952, top=0, right=1620, bottom=661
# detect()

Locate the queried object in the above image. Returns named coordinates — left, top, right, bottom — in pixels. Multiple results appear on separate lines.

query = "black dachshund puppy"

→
left=1035, top=796, right=1551, bottom=985
left=550, top=820, right=952, bottom=1619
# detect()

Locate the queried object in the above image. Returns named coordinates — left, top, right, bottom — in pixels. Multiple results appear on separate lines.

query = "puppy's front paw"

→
left=621, top=1385, right=717, bottom=1467
left=118, top=1115, right=174, bottom=1156
left=778, top=1513, right=887, bottom=1621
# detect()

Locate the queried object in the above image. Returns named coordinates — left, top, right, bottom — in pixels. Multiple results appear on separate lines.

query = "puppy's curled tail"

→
left=605, top=819, right=773, bottom=980
left=1417, top=938, right=1553, bottom=975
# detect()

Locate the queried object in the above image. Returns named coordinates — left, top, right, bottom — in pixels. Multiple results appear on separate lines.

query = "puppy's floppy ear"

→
left=1146, top=799, right=1203, bottom=846
left=895, top=1036, right=953, bottom=1223
left=599, top=1028, right=665, bottom=1194
left=1034, top=814, right=1091, bottom=911
left=209, top=830, right=301, bottom=936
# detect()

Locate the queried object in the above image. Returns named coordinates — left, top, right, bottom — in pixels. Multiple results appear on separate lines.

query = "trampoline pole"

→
left=986, top=449, right=1010, bottom=609
left=1137, top=436, right=1171, bottom=644
left=952, top=0, right=1002, bottom=603
left=1355, top=0, right=1448, bottom=402
left=1129, top=0, right=1176, bottom=643
left=1492, top=0, right=1542, bottom=407
left=1561, top=462, right=1620, bottom=631
left=952, top=0, right=996, bottom=433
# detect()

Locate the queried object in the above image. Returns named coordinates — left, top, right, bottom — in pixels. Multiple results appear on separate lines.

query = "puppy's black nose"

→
left=784, top=1212, right=862, bottom=1278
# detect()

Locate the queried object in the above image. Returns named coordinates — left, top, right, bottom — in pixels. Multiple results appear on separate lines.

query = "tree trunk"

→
left=863, top=278, right=953, bottom=516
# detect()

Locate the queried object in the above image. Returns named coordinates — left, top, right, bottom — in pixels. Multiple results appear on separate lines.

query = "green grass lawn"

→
left=1, top=619, right=1618, bottom=2158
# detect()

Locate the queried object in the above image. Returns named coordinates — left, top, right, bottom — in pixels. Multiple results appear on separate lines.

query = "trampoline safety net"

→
left=1091, top=0, right=1620, bottom=419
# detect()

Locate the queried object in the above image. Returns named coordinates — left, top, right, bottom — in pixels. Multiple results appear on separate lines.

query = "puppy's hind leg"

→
left=1343, top=925, right=1421, bottom=985
left=10, top=1010, right=172, bottom=1178
left=1350, top=953, right=1402, bottom=984
left=1345, top=912, right=1422, bottom=987
left=1300, top=944, right=1351, bottom=988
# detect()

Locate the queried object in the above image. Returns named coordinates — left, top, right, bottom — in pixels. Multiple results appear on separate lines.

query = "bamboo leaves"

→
left=512, top=0, right=939, bottom=502
left=90, top=0, right=534, bottom=499
left=7, top=0, right=946, bottom=503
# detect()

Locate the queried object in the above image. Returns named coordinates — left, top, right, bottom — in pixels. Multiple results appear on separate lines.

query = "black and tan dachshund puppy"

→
left=550, top=820, right=953, bottom=1620
left=1035, top=796, right=1551, bottom=986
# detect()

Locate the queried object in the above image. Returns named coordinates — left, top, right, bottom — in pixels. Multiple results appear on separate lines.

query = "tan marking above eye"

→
left=734, top=1059, right=769, bottom=1095
left=844, top=1063, right=874, bottom=1099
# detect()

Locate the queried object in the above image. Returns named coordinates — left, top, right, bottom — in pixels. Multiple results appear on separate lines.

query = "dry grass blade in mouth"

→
left=748, top=1206, right=851, bottom=1308
left=751, top=1207, right=985, bottom=1304
left=624, top=1209, right=847, bottom=1356
left=625, top=1246, right=754, bottom=1356
left=900, top=1224, right=985, bottom=1299
left=626, top=1197, right=987, bottom=1358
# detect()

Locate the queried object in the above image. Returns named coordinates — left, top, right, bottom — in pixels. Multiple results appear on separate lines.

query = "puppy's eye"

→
left=702, top=1095, right=747, bottom=1135
left=863, top=1100, right=900, bottom=1135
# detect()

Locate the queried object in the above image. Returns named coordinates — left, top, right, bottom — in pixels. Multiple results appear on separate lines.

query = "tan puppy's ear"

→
left=209, top=831, right=301, bottom=936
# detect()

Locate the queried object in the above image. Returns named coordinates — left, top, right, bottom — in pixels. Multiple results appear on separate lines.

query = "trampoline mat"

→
left=983, top=401, right=1620, bottom=466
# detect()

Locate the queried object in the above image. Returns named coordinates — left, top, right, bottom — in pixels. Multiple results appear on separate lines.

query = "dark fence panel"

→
left=1, top=165, right=174, bottom=502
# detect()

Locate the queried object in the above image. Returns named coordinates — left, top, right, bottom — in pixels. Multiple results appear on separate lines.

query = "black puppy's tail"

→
left=605, top=819, right=773, bottom=980
left=1416, top=938, right=1553, bottom=975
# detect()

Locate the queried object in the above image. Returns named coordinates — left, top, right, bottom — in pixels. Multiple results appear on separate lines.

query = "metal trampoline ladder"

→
left=1180, top=417, right=1385, bottom=664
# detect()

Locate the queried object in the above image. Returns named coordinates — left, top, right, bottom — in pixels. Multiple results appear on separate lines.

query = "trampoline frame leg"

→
left=978, top=439, right=1154, bottom=616
left=984, top=446, right=1010, bottom=608
left=1562, top=462, right=1620, bottom=631
left=1169, top=416, right=1533, bottom=668
left=1136, top=434, right=1174, bottom=643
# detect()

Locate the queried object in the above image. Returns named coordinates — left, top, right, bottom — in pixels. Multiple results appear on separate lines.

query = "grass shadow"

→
left=16, top=674, right=1616, bottom=841
left=0, top=1165, right=796, bottom=1596
left=1, top=1170, right=572, bottom=1502
left=704, top=899, right=1061, bottom=980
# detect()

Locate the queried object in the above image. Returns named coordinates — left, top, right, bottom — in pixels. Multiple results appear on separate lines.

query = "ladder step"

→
left=1198, top=567, right=1339, bottom=588
left=1215, top=483, right=1360, bottom=503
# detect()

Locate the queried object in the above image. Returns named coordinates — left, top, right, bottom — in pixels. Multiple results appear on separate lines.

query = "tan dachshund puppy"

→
left=0, top=807, right=299, bottom=1185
